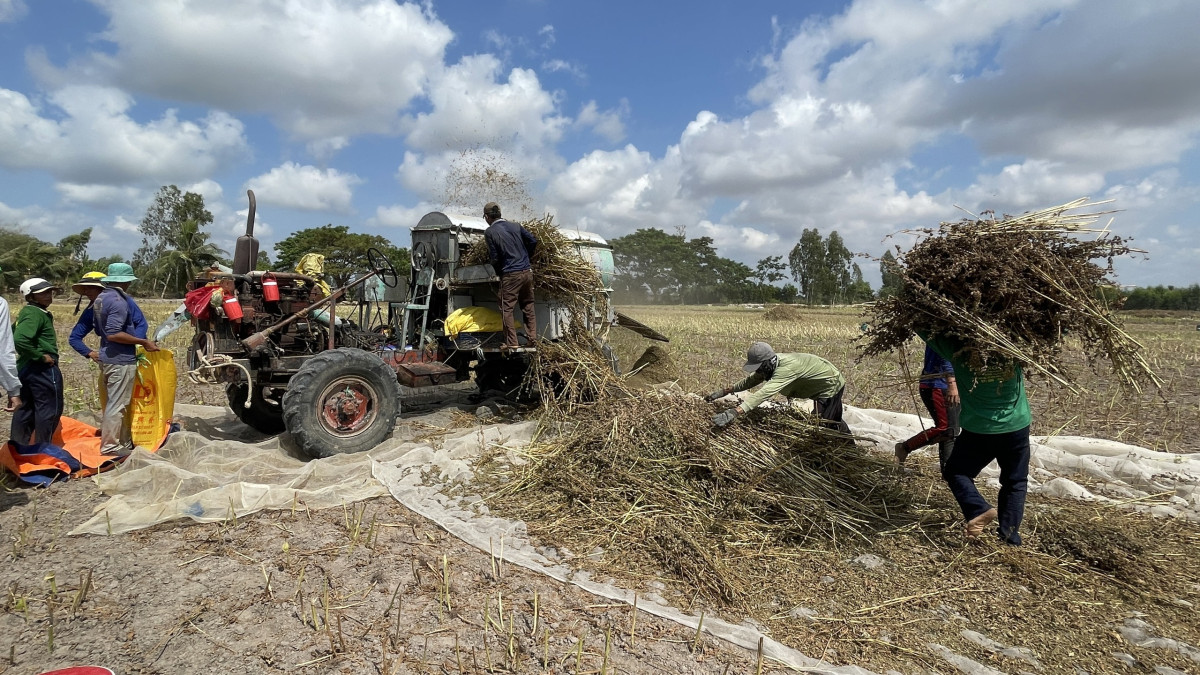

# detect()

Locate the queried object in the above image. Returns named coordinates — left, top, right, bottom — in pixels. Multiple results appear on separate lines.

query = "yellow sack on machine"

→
left=129, top=348, right=177, bottom=450
left=444, top=306, right=521, bottom=338
left=295, top=252, right=332, bottom=297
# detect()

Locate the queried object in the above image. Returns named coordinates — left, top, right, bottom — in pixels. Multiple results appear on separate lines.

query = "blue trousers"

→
left=942, top=425, right=1030, bottom=545
left=11, top=361, right=64, bottom=446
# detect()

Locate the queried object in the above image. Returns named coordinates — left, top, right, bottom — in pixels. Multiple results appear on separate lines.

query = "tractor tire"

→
left=281, top=348, right=400, bottom=459
left=226, top=382, right=286, bottom=435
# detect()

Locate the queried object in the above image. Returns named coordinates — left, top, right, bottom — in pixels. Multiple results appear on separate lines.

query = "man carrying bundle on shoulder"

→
left=920, top=332, right=1029, bottom=545
left=705, top=341, right=851, bottom=435
left=860, top=199, right=1160, bottom=547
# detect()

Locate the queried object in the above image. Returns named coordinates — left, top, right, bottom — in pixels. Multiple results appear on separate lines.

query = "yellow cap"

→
left=83, top=271, right=106, bottom=279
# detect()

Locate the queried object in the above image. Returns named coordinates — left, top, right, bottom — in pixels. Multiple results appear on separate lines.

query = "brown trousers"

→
left=498, top=268, right=537, bottom=347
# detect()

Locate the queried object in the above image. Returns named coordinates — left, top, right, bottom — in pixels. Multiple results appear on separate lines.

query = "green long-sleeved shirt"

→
left=923, top=334, right=1030, bottom=434
left=731, top=352, right=845, bottom=414
left=13, top=304, right=57, bottom=370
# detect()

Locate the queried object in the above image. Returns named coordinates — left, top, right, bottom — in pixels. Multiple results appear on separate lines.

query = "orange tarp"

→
left=1, top=416, right=164, bottom=485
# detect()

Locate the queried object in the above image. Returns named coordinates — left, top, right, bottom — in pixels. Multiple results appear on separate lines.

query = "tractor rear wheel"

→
left=281, top=348, right=400, bottom=459
left=226, top=382, right=286, bottom=435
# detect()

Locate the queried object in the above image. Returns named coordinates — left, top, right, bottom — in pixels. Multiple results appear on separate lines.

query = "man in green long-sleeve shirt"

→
left=706, top=341, right=851, bottom=434
left=12, top=278, right=64, bottom=445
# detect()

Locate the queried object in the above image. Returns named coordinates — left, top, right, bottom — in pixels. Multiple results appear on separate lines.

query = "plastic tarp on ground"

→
left=70, top=404, right=390, bottom=535
left=844, top=406, right=1200, bottom=519
left=70, top=398, right=1200, bottom=673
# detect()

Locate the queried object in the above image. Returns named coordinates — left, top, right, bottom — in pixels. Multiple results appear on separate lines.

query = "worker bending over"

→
left=706, top=341, right=851, bottom=434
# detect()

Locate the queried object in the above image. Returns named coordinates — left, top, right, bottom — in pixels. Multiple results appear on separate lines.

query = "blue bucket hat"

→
left=102, top=262, right=138, bottom=283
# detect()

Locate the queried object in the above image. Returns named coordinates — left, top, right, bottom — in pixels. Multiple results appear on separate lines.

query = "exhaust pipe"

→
left=232, top=189, right=259, bottom=275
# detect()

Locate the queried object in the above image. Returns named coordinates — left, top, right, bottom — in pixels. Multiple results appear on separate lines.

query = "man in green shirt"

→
left=12, top=278, right=64, bottom=446
left=924, top=333, right=1030, bottom=545
left=706, top=342, right=851, bottom=434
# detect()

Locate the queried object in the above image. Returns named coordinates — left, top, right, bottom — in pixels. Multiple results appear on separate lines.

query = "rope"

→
left=186, top=339, right=253, bottom=408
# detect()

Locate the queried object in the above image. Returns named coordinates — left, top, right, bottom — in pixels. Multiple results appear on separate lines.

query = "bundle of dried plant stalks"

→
left=482, top=393, right=909, bottom=605
left=461, top=214, right=606, bottom=313
left=525, top=318, right=626, bottom=410
left=860, top=198, right=1159, bottom=391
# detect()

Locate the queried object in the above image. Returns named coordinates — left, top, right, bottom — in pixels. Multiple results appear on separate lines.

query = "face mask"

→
left=759, top=356, right=779, bottom=379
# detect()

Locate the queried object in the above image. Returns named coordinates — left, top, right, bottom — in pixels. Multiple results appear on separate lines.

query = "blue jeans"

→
left=942, top=425, right=1030, bottom=545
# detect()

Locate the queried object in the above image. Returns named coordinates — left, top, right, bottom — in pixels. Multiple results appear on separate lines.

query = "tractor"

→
left=184, top=191, right=661, bottom=459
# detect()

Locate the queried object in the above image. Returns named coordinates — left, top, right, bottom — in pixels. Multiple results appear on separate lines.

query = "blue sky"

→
left=1, top=0, right=1198, bottom=288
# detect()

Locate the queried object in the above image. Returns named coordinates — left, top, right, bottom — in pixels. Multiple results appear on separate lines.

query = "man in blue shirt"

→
left=483, top=202, right=538, bottom=349
left=94, top=263, right=158, bottom=457
left=69, top=272, right=149, bottom=362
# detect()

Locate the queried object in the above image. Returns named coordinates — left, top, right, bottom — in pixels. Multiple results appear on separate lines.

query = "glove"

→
left=712, top=408, right=738, bottom=428
left=704, top=389, right=727, bottom=403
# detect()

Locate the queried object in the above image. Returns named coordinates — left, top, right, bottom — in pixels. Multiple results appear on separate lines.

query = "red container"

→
left=222, top=294, right=244, bottom=321
left=262, top=272, right=280, bottom=301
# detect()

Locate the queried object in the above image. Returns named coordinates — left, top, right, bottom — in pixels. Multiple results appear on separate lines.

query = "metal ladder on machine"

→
left=400, top=266, right=435, bottom=350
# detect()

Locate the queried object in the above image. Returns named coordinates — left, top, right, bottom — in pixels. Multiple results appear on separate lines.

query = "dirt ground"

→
left=0, top=378, right=777, bottom=675
left=0, top=478, right=773, bottom=675
left=2, top=302, right=1198, bottom=674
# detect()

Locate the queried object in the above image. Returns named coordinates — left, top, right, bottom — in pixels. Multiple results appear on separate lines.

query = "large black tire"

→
left=226, top=382, right=286, bottom=435
left=281, top=348, right=400, bottom=459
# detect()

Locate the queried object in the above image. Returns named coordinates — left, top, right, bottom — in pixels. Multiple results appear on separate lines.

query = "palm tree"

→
left=147, top=219, right=226, bottom=297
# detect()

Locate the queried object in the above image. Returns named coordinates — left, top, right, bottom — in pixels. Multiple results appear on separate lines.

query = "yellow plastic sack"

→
left=295, top=252, right=332, bottom=297
left=129, top=348, right=176, bottom=450
left=444, top=306, right=521, bottom=338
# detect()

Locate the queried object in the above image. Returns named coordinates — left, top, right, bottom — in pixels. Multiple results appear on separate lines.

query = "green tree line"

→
left=1122, top=285, right=1200, bottom=310
left=0, top=227, right=124, bottom=292
left=0, top=185, right=410, bottom=298
left=609, top=227, right=872, bottom=305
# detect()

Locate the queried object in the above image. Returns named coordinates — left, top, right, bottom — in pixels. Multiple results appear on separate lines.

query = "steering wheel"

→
left=366, top=247, right=400, bottom=288
left=411, top=241, right=433, bottom=271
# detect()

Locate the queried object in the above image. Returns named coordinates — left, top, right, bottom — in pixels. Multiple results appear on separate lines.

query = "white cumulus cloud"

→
left=0, top=85, right=247, bottom=186
left=31, top=0, right=453, bottom=144
left=247, top=163, right=362, bottom=213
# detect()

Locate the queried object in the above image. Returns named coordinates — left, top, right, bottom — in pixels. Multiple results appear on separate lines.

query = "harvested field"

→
left=762, top=304, right=804, bottom=322
left=0, top=299, right=1197, bottom=673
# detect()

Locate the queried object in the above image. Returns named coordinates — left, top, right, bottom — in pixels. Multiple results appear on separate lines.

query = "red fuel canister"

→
left=262, top=272, right=280, bottom=301
left=222, top=294, right=244, bottom=321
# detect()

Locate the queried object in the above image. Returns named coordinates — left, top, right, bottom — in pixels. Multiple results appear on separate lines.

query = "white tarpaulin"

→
left=70, top=398, right=1200, bottom=672
left=843, top=406, right=1200, bottom=520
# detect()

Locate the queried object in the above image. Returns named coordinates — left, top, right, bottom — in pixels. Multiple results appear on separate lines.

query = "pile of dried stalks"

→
left=461, top=214, right=605, bottom=312
left=859, top=198, right=1159, bottom=391
left=762, top=304, right=803, bottom=321
left=483, top=393, right=911, bottom=605
left=525, top=318, right=626, bottom=409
